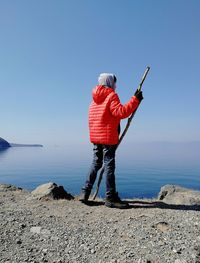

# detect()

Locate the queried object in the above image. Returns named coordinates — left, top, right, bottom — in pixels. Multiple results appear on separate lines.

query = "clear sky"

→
left=0, top=0, right=200, bottom=146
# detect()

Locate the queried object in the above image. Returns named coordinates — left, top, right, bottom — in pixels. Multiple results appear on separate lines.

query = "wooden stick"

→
left=92, top=67, right=150, bottom=200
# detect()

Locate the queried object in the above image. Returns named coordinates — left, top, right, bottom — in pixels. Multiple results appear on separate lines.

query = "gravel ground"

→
left=0, top=186, right=200, bottom=263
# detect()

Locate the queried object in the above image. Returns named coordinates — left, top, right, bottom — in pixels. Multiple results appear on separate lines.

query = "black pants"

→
left=83, top=144, right=117, bottom=197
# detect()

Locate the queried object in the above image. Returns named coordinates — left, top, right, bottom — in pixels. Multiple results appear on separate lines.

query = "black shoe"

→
left=79, top=188, right=91, bottom=202
left=105, top=192, right=129, bottom=209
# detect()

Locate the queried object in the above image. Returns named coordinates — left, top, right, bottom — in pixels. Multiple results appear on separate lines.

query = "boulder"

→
left=158, top=184, right=200, bottom=205
left=31, top=182, right=74, bottom=200
left=0, top=184, right=22, bottom=192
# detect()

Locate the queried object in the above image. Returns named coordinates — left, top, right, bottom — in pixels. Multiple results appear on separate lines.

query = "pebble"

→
left=20, top=223, right=26, bottom=228
left=30, top=226, right=42, bottom=234
left=16, top=239, right=22, bottom=244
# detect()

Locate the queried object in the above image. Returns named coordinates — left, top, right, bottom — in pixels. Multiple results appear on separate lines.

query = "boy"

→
left=79, top=73, right=143, bottom=208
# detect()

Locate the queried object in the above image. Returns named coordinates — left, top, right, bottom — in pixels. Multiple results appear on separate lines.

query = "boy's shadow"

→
left=126, top=200, right=200, bottom=211
left=82, top=199, right=200, bottom=211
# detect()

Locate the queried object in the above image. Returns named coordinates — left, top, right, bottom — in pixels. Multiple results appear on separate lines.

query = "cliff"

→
left=0, top=137, right=11, bottom=148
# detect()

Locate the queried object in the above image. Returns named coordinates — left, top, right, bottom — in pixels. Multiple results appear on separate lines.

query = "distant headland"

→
left=0, top=137, right=43, bottom=149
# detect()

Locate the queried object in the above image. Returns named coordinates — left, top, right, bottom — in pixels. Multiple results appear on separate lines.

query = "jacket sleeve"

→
left=109, top=93, right=140, bottom=119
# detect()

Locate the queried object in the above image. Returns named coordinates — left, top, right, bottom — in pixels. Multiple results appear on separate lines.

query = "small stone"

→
left=41, top=229, right=51, bottom=236
left=153, top=222, right=170, bottom=232
left=16, top=239, right=22, bottom=244
left=173, top=248, right=182, bottom=254
left=127, top=252, right=134, bottom=257
left=20, top=223, right=26, bottom=229
left=30, top=226, right=41, bottom=234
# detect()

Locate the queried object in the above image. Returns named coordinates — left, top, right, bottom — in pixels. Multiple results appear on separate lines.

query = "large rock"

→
left=158, top=185, right=200, bottom=205
left=31, top=182, right=74, bottom=200
left=0, top=184, right=22, bottom=192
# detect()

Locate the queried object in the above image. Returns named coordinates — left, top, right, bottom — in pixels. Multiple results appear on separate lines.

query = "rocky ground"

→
left=0, top=184, right=200, bottom=263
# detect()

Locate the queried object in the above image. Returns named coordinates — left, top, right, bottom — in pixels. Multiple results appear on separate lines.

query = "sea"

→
left=0, top=142, right=199, bottom=199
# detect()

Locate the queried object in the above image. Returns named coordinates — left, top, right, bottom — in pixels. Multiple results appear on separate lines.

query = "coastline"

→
left=0, top=137, right=43, bottom=149
left=0, top=183, right=200, bottom=262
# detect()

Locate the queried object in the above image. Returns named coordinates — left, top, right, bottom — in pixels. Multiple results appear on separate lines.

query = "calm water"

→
left=0, top=143, right=199, bottom=198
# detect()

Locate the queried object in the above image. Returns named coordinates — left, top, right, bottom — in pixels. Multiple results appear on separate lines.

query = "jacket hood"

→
left=98, top=73, right=116, bottom=88
left=92, top=85, right=114, bottom=104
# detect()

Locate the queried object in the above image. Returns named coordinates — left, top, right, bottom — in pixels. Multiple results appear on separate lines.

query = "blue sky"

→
left=0, top=0, right=200, bottom=146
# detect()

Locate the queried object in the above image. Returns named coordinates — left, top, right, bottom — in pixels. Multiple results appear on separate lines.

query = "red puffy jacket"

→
left=89, top=85, right=140, bottom=145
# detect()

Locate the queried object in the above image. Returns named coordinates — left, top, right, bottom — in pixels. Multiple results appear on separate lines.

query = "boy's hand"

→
left=134, top=89, right=143, bottom=102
